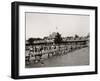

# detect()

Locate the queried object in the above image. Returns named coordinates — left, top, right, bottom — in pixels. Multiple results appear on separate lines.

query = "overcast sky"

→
left=26, top=12, right=90, bottom=40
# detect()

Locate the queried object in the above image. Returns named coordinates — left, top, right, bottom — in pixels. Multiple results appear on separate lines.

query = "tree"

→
left=27, top=38, right=34, bottom=46
left=54, top=32, right=62, bottom=44
left=87, top=33, right=90, bottom=38
left=75, top=34, right=79, bottom=38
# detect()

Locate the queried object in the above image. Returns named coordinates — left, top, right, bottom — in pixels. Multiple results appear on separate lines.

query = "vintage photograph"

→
left=11, top=2, right=97, bottom=79
left=25, top=12, right=90, bottom=68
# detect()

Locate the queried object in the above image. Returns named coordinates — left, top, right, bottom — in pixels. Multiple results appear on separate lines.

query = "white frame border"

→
left=19, top=5, right=95, bottom=76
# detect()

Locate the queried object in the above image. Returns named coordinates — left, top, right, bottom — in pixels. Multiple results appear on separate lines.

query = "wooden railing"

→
left=25, top=44, right=89, bottom=64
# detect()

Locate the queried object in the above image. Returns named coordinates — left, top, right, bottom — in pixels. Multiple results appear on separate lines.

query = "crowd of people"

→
left=25, top=41, right=89, bottom=65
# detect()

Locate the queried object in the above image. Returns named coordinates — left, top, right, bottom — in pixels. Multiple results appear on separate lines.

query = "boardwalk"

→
left=26, top=47, right=89, bottom=68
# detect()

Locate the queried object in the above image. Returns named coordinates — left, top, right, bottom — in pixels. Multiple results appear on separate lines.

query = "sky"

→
left=26, top=12, right=90, bottom=40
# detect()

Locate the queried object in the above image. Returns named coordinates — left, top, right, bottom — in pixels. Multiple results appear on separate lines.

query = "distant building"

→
left=26, top=32, right=89, bottom=47
left=48, top=32, right=57, bottom=39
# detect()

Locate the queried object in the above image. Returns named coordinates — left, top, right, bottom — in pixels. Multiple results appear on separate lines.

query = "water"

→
left=26, top=47, right=89, bottom=68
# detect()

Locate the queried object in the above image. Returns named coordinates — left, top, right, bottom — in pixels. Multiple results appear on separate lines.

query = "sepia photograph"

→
left=11, top=2, right=97, bottom=79
left=25, top=12, right=90, bottom=68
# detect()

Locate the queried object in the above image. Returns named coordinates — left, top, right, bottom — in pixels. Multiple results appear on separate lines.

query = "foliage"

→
left=54, top=32, right=62, bottom=44
left=27, top=38, right=34, bottom=45
left=75, top=34, right=79, bottom=38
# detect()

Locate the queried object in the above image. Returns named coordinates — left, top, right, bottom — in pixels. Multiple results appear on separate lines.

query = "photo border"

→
left=11, top=1, right=98, bottom=79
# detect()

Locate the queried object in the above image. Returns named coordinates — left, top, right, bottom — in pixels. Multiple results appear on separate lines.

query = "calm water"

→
left=26, top=47, right=89, bottom=68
